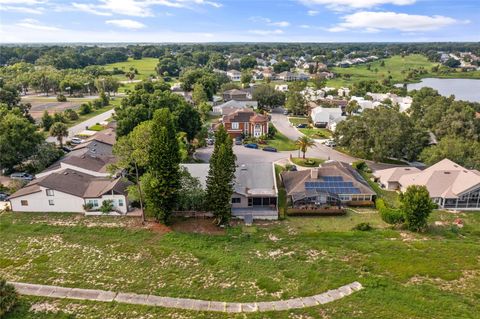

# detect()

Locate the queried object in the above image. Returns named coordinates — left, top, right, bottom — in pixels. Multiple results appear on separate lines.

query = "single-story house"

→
left=281, top=161, right=376, bottom=209
left=373, top=159, right=480, bottom=210
left=222, top=88, right=252, bottom=101
left=227, top=70, right=241, bottom=81
left=181, top=162, right=278, bottom=220
left=9, top=169, right=130, bottom=214
left=221, top=109, right=268, bottom=138
left=373, top=166, right=421, bottom=190
left=310, top=106, right=345, bottom=128
left=212, top=99, right=258, bottom=115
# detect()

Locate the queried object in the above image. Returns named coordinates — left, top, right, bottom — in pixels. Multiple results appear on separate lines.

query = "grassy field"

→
left=104, top=58, right=159, bottom=81
left=2, top=210, right=480, bottom=318
left=299, top=128, right=332, bottom=139
left=288, top=117, right=308, bottom=126
left=264, top=131, right=297, bottom=151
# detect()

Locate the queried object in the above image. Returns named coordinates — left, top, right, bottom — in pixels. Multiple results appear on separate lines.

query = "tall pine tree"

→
left=206, top=125, right=236, bottom=225
left=144, top=108, right=180, bottom=224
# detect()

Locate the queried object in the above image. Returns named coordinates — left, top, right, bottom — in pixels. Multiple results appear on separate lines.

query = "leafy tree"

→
left=41, top=110, right=54, bottom=131
left=0, top=113, right=43, bottom=171
left=241, top=70, right=253, bottom=86
left=177, top=167, right=207, bottom=211
left=420, top=136, right=480, bottom=170
left=273, top=61, right=292, bottom=73
left=111, top=121, right=152, bottom=223
left=64, top=109, right=79, bottom=121
left=240, top=56, right=257, bottom=70
left=444, top=58, right=460, bottom=68
left=157, top=57, right=179, bottom=76
left=295, top=136, right=315, bottom=159
left=0, top=81, right=21, bottom=107
left=206, top=125, right=236, bottom=225
left=207, top=52, right=227, bottom=70
left=400, top=185, right=435, bottom=232
left=79, top=102, right=93, bottom=115
left=144, top=109, right=181, bottom=224
left=192, top=83, right=208, bottom=105
left=252, top=84, right=285, bottom=110
left=27, top=142, right=63, bottom=173
left=198, top=102, right=212, bottom=120
left=346, top=100, right=360, bottom=115
left=49, top=122, right=68, bottom=147
left=285, top=91, right=307, bottom=115
left=174, top=103, right=202, bottom=142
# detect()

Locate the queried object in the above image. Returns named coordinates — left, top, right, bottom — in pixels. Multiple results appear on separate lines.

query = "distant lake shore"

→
left=405, top=78, right=480, bottom=102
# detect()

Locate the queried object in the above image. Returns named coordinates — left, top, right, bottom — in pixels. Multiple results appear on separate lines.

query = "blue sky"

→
left=0, top=0, right=479, bottom=42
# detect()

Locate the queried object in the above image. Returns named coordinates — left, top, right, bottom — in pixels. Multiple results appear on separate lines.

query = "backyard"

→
left=2, top=210, right=480, bottom=319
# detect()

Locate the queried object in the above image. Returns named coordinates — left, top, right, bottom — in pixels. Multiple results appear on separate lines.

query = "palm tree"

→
left=295, top=136, right=315, bottom=159
left=49, top=122, right=68, bottom=148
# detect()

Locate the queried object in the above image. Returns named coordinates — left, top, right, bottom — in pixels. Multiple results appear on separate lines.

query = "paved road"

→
left=10, top=281, right=363, bottom=313
left=46, top=109, right=115, bottom=143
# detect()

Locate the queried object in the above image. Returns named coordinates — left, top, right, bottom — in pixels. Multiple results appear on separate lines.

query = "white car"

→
left=71, top=137, right=84, bottom=145
left=324, top=139, right=336, bottom=147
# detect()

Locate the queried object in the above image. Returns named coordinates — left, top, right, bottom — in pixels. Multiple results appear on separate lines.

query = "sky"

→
left=0, top=0, right=479, bottom=43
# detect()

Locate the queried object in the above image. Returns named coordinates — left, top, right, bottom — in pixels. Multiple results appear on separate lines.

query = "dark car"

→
left=296, top=123, right=308, bottom=128
left=0, top=192, right=8, bottom=201
left=289, top=165, right=297, bottom=172
left=244, top=143, right=258, bottom=149
left=262, top=146, right=277, bottom=152
left=62, top=146, right=73, bottom=152
left=234, top=137, right=243, bottom=145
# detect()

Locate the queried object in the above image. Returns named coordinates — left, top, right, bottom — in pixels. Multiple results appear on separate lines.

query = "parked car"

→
left=10, top=172, right=34, bottom=181
left=289, top=165, right=297, bottom=171
left=296, top=123, right=308, bottom=128
left=324, top=139, right=336, bottom=147
left=244, top=143, right=258, bottom=149
left=62, top=146, right=73, bottom=152
left=262, top=146, right=277, bottom=152
left=71, top=137, right=84, bottom=145
left=283, top=110, right=289, bottom=115
left=234, top=137, right=243, bottom=145
left=0, top=192, right=8, bottom=201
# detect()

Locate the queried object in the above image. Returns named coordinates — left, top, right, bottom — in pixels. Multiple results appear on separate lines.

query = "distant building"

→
left=227, top=70, right=241, bottom=81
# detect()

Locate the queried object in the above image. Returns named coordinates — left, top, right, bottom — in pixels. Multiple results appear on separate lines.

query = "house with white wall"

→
left=310, top=106, right=345, bottom=128
left=227, top=70, right=241, bottom=81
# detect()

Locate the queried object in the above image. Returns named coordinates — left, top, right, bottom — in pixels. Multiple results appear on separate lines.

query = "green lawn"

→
left=103, top=58, right=159, bottom=81
left=67, top=105, right=114, bottom=128
left=299, top=128, right=332, bottom=139
left=291, top=157, right=325, bottom=167
left=358, top=169, right=400, bottom=208
left=87, top=124, right=105, bottom=131
left=2, top=210, right=480, bottom=318
left=288, top=117, right=308, bottom=126
left=264, top=131, right=297, bottom=151
left=274, top=164, right=287, bottom=219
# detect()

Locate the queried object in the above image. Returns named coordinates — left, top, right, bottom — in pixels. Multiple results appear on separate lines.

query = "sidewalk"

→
left=10, top=281, right=363, bottom=313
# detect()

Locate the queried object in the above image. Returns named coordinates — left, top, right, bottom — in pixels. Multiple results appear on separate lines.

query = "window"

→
left=231, top=198, right=241, bottom=204
left=48, top=200, right=54, bottom=206
left=87, top=199, right=99, bottom=207
left=21, top=200, right=28, bottom=206
left=46, top=189, right=54, bottom=196
left=232, top=122, right=239, bottom=129
left=118, top=199, right=124, bottom=207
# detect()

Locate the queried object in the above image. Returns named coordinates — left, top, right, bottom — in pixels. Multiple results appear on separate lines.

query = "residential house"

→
left=227, top=69, right=241, bottom=82
left=276, top=71, right=309, bottom=82
left=9, top=169, right=130, bottom=214
left=301, top=87, right=325, bottom=101
left=212, top=99, right=258, bottom=116
left=182, top=162, right=278, bottom=220
left=223, top=88, right=252, bottom=101
left=281, top=161, right=376, bottom=209
left=310, top=106, right=345, bottom=129
left=373, top=159, right=480, bottom=210
left=366, top=92, right=412, bottom=112
left=221, top=109, right=268, bottom=138
left=337, top=87, right=350, bottom=97
left=275, top=84, right=289, bottom=92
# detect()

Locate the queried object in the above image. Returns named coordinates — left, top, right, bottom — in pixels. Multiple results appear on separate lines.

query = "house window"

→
left=118, top=199, right=124, bottom=207
left=231, top=198, right=241, bottom=204
left=232, top=122, right=239, bottom=129
left=48, top=200, right=54, bottom=206
left=46, top=189, right=54, bottom=196
left=87, top=199, right=99, bottom=207
left=21, top=200, right=28, bottom=206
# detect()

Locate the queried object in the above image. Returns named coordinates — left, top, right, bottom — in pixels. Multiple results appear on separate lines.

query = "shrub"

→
left=352, top=160, right=368, bottom=172
left=79, top=102, right=92, bottom=115
left=376, top=198, right=405, bottom=225
left=267, top=123, right=277, bottom=139
left=99, top=91, right=110, bottom=106
left=92, top=99, right=103, bottom=109
left=56, top=94, right=67, bottom=102
left=353, top=222, right=373, bottom=231
left=83, top=203, right=94, bottom=212
left=0, top=278, right=18, bottom=317
left=400, top=185, right=435, bottom=232
left=100, top=200, right=114, bottom=214
left=64, top=109, right=79, bottom=121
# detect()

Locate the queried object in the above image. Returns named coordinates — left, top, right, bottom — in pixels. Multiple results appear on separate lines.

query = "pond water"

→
left=406, top=78, right=480, bottom=102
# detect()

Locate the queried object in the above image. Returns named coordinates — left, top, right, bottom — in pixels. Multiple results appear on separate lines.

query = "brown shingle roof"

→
left=222, top=109, right=267, bottom=124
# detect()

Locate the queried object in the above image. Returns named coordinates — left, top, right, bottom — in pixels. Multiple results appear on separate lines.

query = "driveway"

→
left=270, top=110, right=302, bottom=141
left=46, top=108, right=115, bottom=143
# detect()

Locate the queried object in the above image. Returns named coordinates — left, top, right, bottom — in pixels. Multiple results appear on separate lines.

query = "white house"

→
left=275, top=84, right=289, bottom=92
left=227, top=70, right=241, bottom=81
left=9, top=169, right=130, bottom=214
left=310, top=106, right=345, bottom=128
left=338, top=87, right=350, bottom=97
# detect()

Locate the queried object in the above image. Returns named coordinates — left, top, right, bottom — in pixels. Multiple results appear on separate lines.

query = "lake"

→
left=406, top=78, right=480, bottom=102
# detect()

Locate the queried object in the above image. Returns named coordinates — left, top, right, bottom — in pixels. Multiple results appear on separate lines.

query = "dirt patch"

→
left=146, top=221, right=172, bottom=235
left=170, top=218, right=225, bottom=235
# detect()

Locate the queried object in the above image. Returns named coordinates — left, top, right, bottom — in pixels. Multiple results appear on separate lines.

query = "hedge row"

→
left=0, top=278, right=18, bottom=317
left=376, top=198, right=405, bottom=225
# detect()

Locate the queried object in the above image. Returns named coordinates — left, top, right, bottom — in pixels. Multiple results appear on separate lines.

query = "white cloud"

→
left=299, top=0, right=415, bottom=11
left=300, top=24, right=311, bottom=28
left=0, top=0, right=46, bottom=3
left=0, top=5, right=44, bottom=14
left=327, top=11, right=460, bottom=32
left=105, top=19, right=146, bottom=29
left=250, top=16, right=290, bottom=28
left=70, top=0, right=221, bottom=17
left=307, top=10, right=318, bottom=16
left=249, top=29, right=284, bottom=36
left=15, top=18, right=60, bottom=31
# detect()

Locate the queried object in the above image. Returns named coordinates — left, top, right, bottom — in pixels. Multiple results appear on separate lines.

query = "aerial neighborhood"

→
left=0, top=20, right=480, bottom=318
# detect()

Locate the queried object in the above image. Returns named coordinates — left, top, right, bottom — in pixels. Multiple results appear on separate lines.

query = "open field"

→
left=103, top=58, right=159, bottom=81
left=2, top=210, right=480, bottom=318
left=326, top=54, right=480, bottom=88
left=264, top=131, right=297, bottom=151
left=21, top=96, right=95, bottom=121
